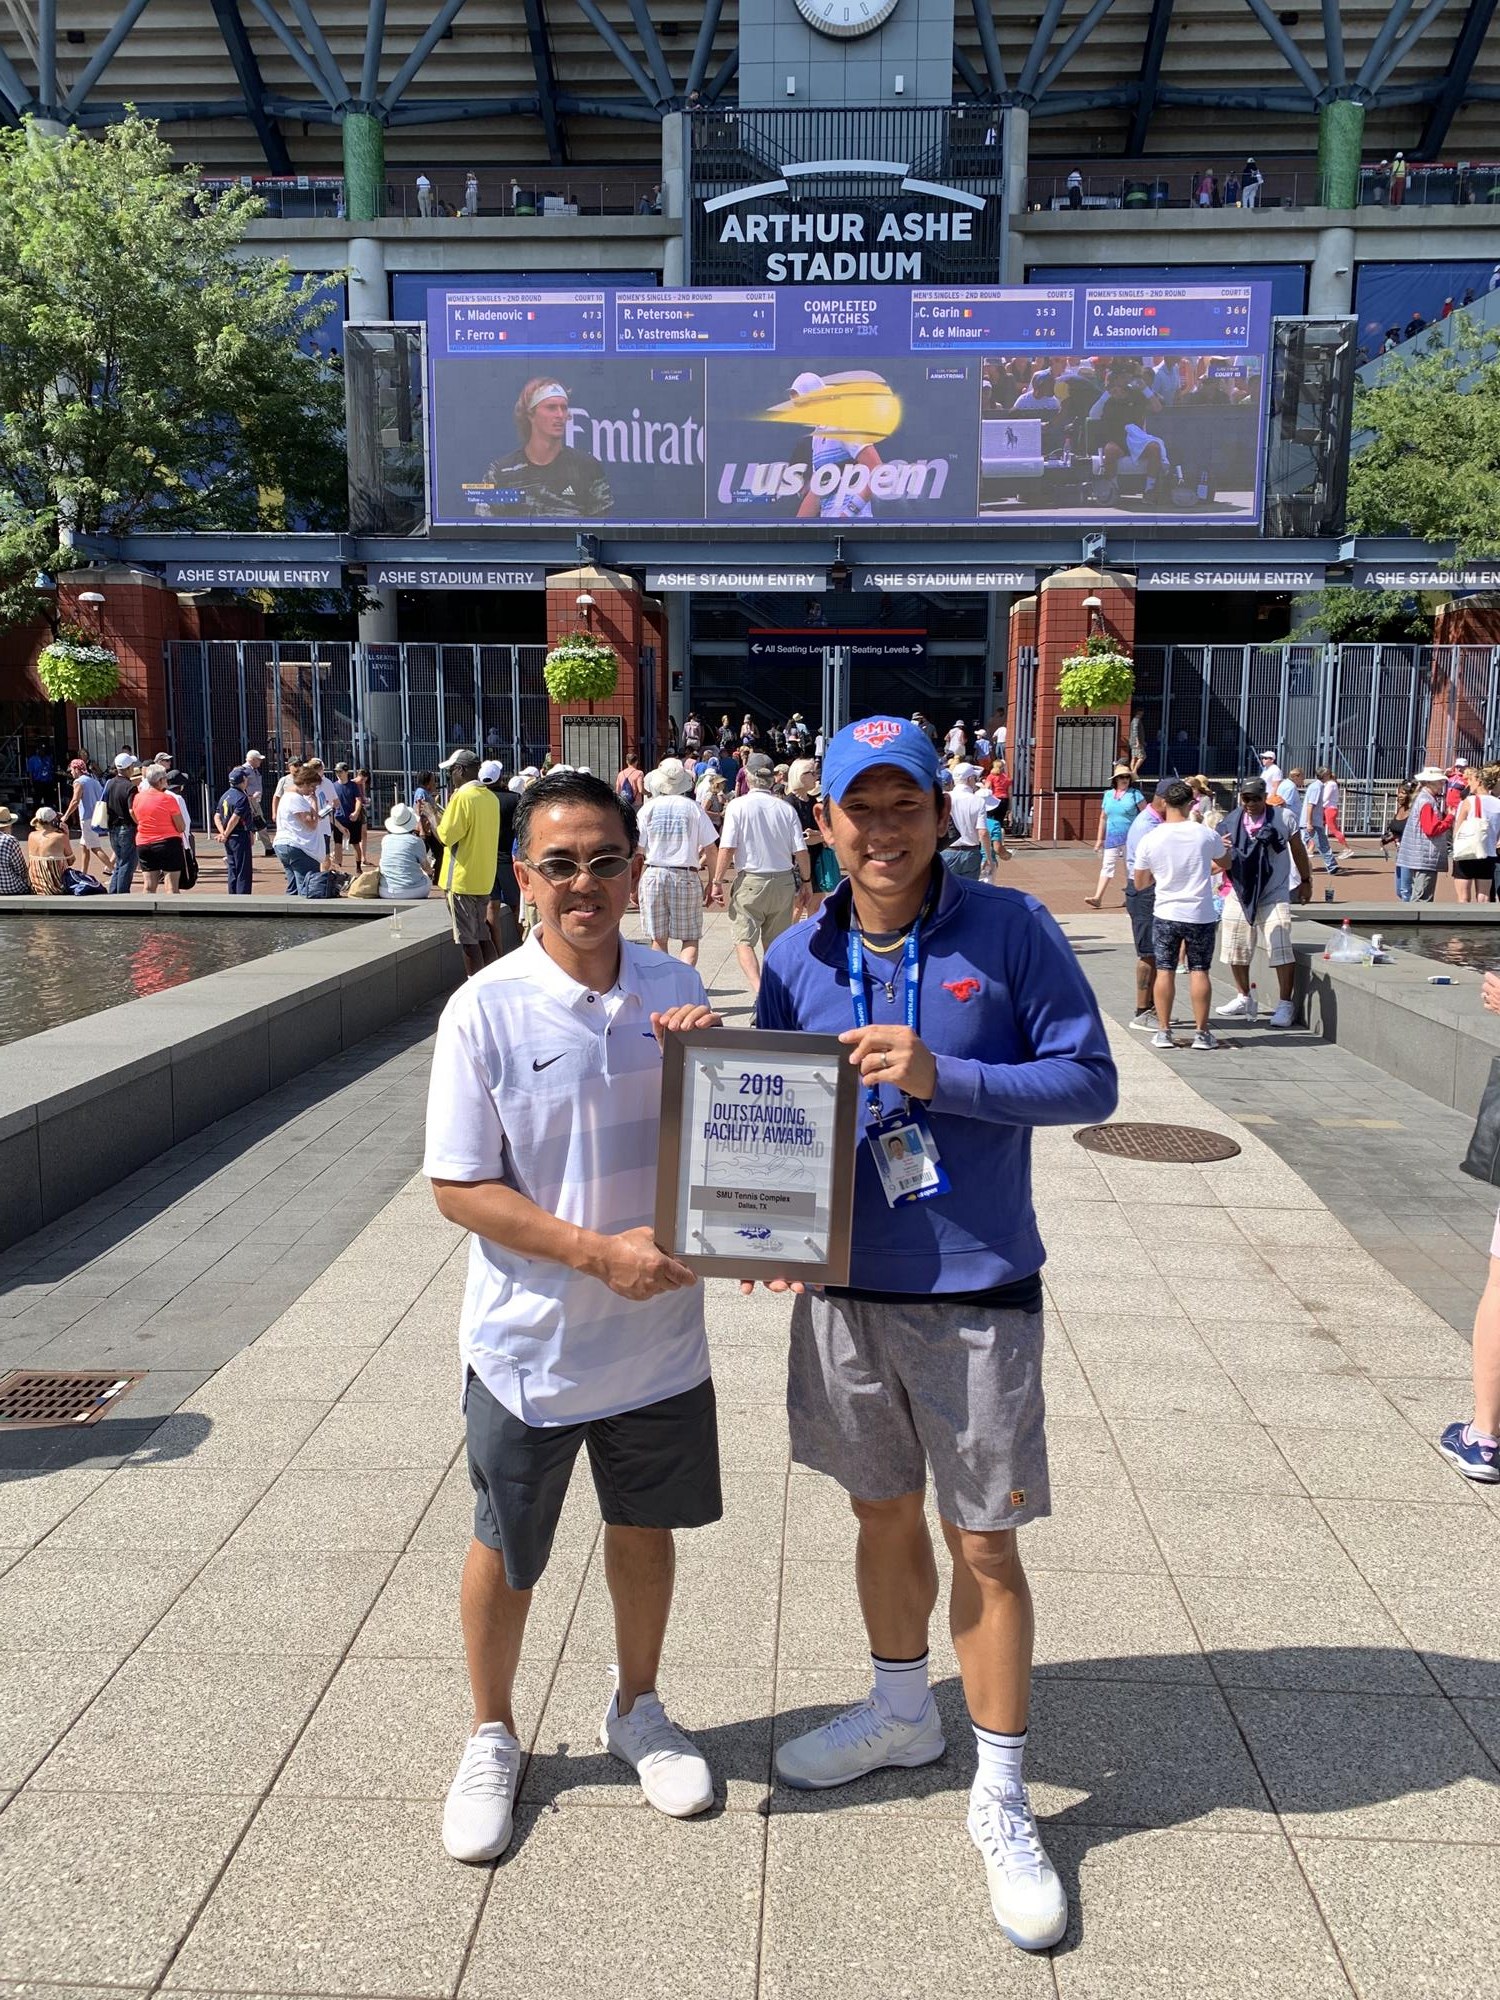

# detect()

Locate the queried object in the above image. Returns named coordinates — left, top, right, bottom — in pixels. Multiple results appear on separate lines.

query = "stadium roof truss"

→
left=0, top=0, right=1494, bottom=165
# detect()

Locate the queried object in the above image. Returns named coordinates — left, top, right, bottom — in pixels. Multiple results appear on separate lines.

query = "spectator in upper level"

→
left=416, top=171, right=433, bottom=217
left=1241, top=157, right=1264, bottom=208
left=1066, top=170, right=1083, bottom=209
left=464, top=172, right=479, bottom=216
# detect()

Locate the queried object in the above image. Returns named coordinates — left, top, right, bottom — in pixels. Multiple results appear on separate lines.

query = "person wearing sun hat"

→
left=0, top=805, right=31, bottom=896
left=746, top=715, right=1116, bottom=1953
left=637, top=758, right=718, bottom=967
left=1396, top=764, right=1457, bottom=903
left=378, top=801, right=433, bottom=899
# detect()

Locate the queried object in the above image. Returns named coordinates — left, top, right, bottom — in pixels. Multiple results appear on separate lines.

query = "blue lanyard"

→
left=848, top=919, right=921, bottom=1113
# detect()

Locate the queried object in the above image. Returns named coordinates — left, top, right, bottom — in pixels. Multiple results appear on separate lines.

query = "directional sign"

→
left=646, top=567, right=823, bottom=591
left=165, top=562, right=338, bottom=589
left=854, top=566, right=1036, bottom=592
left=1135, top=562, right=1324, bottom=591
left=747, top=629, right=927, bottom=672
left=1353, top=561, right=1500, bottom=591
left=370, top=563, right=545, bottom=590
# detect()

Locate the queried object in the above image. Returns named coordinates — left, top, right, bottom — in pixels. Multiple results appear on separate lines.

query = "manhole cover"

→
left=1074, top=1123, right=1242, bottom=1164
left=0, top=1370, right=144, bottom=1430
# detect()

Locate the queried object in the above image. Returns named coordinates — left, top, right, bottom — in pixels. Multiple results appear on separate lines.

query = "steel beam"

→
left=386, top=95, right=538, bottom=124
left=704, top=46, right=737, bottom=101
left=242, top=0, right=341, bottom=106
left=554, top=90, right=668, bottom=121
left=0, top=47, right=34, bottom=114
left=627, top=0, right=675, bottom=103
left=1368, top=0, right=1453, bottom=89
left=953, top=44, right=987, bottom=95
left=64, top=0, right=156, bottom=112
left=1321, top=0, right=1347, bottom=88
left=1241, top=0, right=1326, bottom=96
left=685, top=0, right=724, bottom=97
left=207, top=0, right=291, bottom=163
left=359, top=0, right=385, bottom=105
left=283, top=0, right=349, bottom=104
left=1028, top=84, right=1137, bottom=114
left=971, top=0, right=1008, bottom=93
left=1036, top=0, right=1118, bottom=97
left=380, top=0, right=471, bottom=110
left=1126, top=0, right=1174, bottom=148
left=1017, top=0, right=1069, bottom=96
left=1156, top=82, right=1317, bottom=106
left=1354, top=0, right=1418, bottom=89
left=522, top=0, right=566, bottom=160
left=569, top=0, right=663, bottom=106
left=1416, top=0, right=1494, bottom=148
left=38, top=0, right=56, bottom=110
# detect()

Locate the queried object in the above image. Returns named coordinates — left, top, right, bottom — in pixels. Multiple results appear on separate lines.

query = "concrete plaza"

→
left=2, top=911, right=1498, bottom=1998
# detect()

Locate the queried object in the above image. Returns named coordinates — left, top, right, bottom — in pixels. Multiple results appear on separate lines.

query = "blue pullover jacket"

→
left=754, top=866, right=1118, bottom=1295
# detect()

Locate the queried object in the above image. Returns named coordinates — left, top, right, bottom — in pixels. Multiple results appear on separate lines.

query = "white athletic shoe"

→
left=1191, top=1029, right=1220, bottom=1051
left=1127, top=1010, right=1157, bottom=1032
left=442, top=1723, right=520, bottom=1862
left=968, top=1785, right=1068, bottom=1952
left=1214, top=992, right=1257, bottom=1020
left=602, top=1689, right=714, bottom=1817
left=775, top=1691, right=946, bottom=1790
left=1151, top=1029, right=1176, bottom=1050
left=1267, top=1000, right=1297, bottom=1028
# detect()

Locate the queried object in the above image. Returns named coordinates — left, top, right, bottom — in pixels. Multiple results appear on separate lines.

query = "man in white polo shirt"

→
left=942, top=764, right=996, bottom=880
left=424, top=770, right=724, bottom=1862
left=709, top=754, right=811, bottom=997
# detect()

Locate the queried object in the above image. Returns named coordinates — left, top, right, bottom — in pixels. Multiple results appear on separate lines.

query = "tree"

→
left=0, top=115, right=345, bottom=636
left=1308, top=316, right=1500, bottom=641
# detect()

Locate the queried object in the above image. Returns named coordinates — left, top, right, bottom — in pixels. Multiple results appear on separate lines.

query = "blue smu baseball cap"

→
left=821, top=716, right=942, bottom=803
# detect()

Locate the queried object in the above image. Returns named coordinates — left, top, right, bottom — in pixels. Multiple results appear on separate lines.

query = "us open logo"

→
left=852, top=719, right=903, bottom=749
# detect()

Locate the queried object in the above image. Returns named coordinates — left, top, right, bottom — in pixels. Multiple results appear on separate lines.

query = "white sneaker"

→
left=602, top=1689, right=714, bottom=1817
left=1191, top=1029, right=1220, bottom=1051
left=968, top=1785, right=1068, bottom=1952
left=775, top=1691, right=946, bottom=1790
left=1214, top=992, right=1256, bottom=1020
left=1127, top=1010, right=1157, bottom=1032
left=1267, top=1000, right=1296, bottom=1028
left=1151, top=1029, right=1176, bottom=1050
left=442, top=1723, right=520, bottom=1862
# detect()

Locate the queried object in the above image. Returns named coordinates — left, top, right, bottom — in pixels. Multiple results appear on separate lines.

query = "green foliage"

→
left=35, top=627, right=120, bottom=703
left=1350, top=316, right=1500, bottom=563
left=1289, top=585, right=1435, bottom=645
left=0, top=114, right=345, bottom=636
left=1057, top=633, right=1135, bottom=713
left=543, top=632, right=619, bottom=706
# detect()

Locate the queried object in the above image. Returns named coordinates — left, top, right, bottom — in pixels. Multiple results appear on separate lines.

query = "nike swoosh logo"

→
left=532, top=1054, right=567, bottom=1071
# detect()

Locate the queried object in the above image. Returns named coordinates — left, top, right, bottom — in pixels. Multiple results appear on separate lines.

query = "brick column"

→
left=56, top=568, right=185, bottom=758
left=1035, top=565, right=1137, bottom=842
left=544, top=565, right=646, bottom=763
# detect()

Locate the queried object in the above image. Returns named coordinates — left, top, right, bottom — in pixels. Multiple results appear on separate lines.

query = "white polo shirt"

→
left=948, top=786, right=987, bottom=848
left=719, top=788, right=806, bottom=876
left=422, top=931, right=711, bottom=1426
left=638, top=792, right=718, bottom=869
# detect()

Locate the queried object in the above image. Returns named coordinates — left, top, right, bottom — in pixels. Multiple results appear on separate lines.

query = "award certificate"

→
left=656, top=1028, right=858, bottom=1283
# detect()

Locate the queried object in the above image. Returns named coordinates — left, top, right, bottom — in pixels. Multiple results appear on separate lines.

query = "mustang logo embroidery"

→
left=851, top=717, right=903, bottom=749
left=943, top=978, right=981, bottom=1003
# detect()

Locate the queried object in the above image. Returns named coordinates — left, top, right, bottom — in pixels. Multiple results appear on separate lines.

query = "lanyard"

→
left=848, top=919, right=921, bottom=1113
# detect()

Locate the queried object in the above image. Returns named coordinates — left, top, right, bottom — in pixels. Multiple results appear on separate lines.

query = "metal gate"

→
left=1008, top=645, right=1037, bottom=835
left=164, top=640, right=550, bottom=825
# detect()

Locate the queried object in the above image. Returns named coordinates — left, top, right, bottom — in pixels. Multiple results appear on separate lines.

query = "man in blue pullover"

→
left=753, top=715, right=1117, bottom=1953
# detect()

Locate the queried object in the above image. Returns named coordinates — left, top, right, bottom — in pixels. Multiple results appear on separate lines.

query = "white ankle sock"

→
left=973, top=1723, right=1027, bottom=1795
left=870, top=1650, right=931, bottom=1723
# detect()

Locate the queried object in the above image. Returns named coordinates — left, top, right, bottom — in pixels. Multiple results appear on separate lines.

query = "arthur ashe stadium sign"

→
left=693, top=160, right=999, bottom=287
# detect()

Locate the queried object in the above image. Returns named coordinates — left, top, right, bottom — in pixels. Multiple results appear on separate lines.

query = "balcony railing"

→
left=1023, top=156, right=1500, bottom=212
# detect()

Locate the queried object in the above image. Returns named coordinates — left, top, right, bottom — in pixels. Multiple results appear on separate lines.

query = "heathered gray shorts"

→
left=787, top=1291, right=1051, bottom=1532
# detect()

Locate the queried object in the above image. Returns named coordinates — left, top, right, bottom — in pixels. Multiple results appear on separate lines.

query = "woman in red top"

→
left=130, top=766, right=186, bottom=893
left=985, top=758, right=1013, bottom=863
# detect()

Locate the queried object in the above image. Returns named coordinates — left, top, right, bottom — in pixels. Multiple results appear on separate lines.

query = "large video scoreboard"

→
left=424, top=282, right=1274, bottom=531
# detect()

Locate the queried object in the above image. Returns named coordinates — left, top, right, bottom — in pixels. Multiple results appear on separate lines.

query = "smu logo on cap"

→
left=851, top=718, right=903, bottom=750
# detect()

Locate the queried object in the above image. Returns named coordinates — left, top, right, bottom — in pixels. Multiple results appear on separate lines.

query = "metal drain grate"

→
left=0, top=1369, right=145, bottom=1429
left=1074, top=1122, right=1242, bottom=1164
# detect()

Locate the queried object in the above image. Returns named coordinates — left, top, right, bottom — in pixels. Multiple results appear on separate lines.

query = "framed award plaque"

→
left=655, top=1027, right=859, bottom=1284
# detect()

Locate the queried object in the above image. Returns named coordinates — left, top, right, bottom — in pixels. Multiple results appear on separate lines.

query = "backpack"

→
left=618, top=776, right=636, bottom=807
left=298, top=867, right=346, bottom=900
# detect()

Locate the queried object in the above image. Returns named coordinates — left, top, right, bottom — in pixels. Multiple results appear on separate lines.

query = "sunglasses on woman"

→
left=523, top=851, right=633, bottom=884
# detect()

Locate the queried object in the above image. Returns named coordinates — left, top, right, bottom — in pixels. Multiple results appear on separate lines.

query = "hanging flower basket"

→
left=543, top=630, right=619, bottom=708
left=1057, top=634, right=1135, bottom=714
left=35, top=636, right=121, bottom=706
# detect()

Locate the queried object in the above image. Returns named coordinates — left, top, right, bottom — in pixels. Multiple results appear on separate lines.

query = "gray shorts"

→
left=787, top=1292, right=1050, bottom=1531
left=464, top=1369, right=722, bottom=1590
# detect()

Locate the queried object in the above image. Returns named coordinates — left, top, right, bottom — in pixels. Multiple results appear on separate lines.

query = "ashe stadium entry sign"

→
left=424, top=282, right=1274, bottom=533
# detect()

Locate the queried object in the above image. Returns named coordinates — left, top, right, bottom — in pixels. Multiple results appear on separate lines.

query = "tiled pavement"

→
left=2, top=913, right=1499, bottom=1997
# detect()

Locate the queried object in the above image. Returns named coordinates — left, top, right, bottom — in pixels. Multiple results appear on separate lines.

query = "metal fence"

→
left=1128, top=642, right=1500, bottom=833
left=164, top=640, right=551, bottom=827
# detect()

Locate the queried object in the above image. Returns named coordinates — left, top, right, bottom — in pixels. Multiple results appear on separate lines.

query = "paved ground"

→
left=3, top=910, right=1498, bottom=1997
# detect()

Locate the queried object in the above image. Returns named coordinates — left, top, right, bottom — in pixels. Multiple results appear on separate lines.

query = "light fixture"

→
left=575, top=591, right=595, bottom=611
left=78, top=590, right=106, bottom=606
left=1082, top=594, right=1102, bottom=609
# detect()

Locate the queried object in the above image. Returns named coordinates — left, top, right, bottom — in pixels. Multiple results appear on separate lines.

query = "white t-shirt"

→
left=1261, top=762, right=1283, bottom=789
left=1300, top=777, right=1322, bottom=825
left=422, top=933, right=711, bottom=1426
left=1134, top=819, right=1225, bottom=924
left=944, top=727, right=966, bottom=756
left=1322, top=778, right=1341, bottom=811
left=638, top=793, right=718, bottom=869
left=274, top=790, right=324, bottom=858
left=719, top=790, right=807, bottom=875
left=948, top=787, right=988, bottom=848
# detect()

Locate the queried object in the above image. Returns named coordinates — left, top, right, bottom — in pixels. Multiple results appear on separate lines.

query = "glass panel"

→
left=345, top=324, right=427, bottom=536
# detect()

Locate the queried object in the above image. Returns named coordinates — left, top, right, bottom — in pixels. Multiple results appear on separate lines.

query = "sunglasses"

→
left=523, top=851, right=633, bottom=885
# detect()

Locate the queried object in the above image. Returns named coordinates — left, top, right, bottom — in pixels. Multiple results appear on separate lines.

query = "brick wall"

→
left=544, top=566, right=650, bottom=763
left=1034, top=567, right=1138, bottom=841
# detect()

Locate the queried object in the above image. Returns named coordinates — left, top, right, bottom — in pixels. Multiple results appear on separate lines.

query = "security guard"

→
left=214, top=764, right=255, bottom=894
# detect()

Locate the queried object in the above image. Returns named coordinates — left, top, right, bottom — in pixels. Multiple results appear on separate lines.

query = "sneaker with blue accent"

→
left=1439, top=1421, right=1500, bottom=1483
